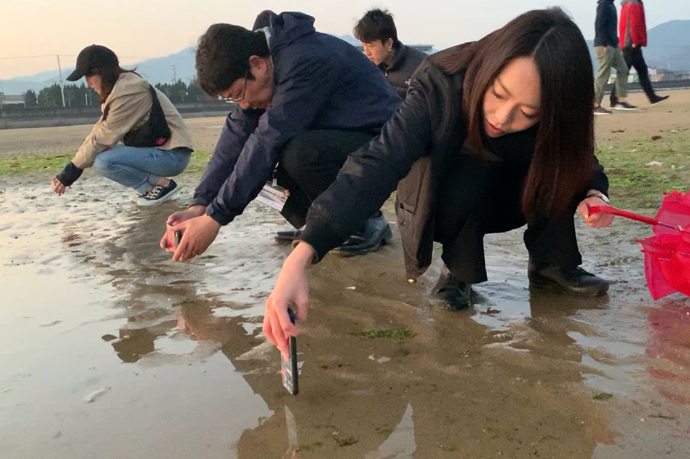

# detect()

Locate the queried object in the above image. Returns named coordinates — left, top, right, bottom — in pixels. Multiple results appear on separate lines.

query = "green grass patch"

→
left=0, top=150, right=212, bottom=177
left=4, top=128, right=690, bottom=212
left=593, top=393, right=614, bottom=401
left=0, top=154, right=73, bottom=175
left=334, top=436, right=359, bottom=447
left=185, top=150, right=212, bottom=173
left=299, top=442, right=323, bottom=452
left=597, top=129, right=690, bottom=209
left=350, top=328, right=416, bottom=340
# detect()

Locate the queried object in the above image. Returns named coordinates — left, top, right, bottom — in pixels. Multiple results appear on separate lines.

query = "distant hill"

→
left=1, top=36, right=360, bottom=96
left=645, top=20, right=690, bottom=70
left=3, top=20, right=688, bottom=96
left=1, top=47, right=197, bottom=96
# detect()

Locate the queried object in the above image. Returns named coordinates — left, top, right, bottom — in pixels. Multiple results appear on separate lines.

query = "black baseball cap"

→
left=66, top=45, right=119, bottom=81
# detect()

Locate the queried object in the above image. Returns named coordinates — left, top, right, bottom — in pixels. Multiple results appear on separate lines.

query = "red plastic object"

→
left=590, top=191, right=690, bottom=300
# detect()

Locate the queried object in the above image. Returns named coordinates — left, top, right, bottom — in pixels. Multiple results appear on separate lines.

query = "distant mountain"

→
left=1, top=47, right=197, bottom=96
left=337, top=34, right=360, bottom=46
left=645, top=20, right=690, bottom=70
left=4, top=19, right=687, bottom=96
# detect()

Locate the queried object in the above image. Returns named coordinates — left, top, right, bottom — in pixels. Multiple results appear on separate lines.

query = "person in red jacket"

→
left=610, top=0, right=669, bottom=106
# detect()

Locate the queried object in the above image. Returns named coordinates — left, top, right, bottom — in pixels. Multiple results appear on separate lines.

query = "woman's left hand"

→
left=51, top=177, right=68, bottom=195
left=577, top=196, right=615, bottom=229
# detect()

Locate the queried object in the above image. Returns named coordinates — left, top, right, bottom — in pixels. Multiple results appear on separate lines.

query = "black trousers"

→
left=433, top=155, right=583, bottom=284
left=610, top=46, right=657, bottom=105
left=276, top=129, right=374, bottom=229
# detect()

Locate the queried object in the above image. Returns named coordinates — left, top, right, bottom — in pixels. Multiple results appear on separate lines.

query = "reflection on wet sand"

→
left=1, top=176, right=690, bottom=458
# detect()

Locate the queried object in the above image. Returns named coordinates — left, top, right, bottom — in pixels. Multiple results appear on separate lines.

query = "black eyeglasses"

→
left=224, top=70, right=248, bottom=103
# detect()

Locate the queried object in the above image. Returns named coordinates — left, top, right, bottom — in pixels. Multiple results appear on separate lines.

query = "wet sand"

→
left=2, top=91, right=690, bottom=458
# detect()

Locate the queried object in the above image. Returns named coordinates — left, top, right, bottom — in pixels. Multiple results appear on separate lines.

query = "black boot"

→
left=275, top=228, right=303, bottom=245
left=334, top=212, right=393, bottom=257
left=429, top=265, right=472, bottom=310
left=528, top=261, right=609, bottom=297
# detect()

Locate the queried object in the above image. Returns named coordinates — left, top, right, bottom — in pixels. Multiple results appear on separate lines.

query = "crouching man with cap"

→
left=160, top=11, right=400, bottom=261
left=51, top=45, right=193, bottom=206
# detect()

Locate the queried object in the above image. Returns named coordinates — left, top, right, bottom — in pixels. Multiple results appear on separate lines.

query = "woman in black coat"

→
left=263, top=9, right=616, bottom=355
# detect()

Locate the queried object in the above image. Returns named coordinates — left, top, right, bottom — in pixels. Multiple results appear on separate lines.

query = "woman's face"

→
left=482, top=57, right=541, bottom=138
left=85, top=74, right=103, bottom=96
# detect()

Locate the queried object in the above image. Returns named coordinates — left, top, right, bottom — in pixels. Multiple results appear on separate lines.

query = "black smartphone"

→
left=281, top=307, right=299, bottom=395
left=174, top=230, right=182, bottom=248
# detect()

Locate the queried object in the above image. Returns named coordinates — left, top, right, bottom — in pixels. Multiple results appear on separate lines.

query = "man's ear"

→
left=248, top=55, right=267, bottom=73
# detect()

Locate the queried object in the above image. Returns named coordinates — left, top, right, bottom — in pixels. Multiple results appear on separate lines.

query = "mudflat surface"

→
left=1, top=89, right=690, bottom=458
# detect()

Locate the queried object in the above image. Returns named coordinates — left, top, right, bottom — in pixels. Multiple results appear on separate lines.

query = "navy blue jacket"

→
left=192, top=12, right=401, bottom=225
left=594, top=0, right=619, bottom=47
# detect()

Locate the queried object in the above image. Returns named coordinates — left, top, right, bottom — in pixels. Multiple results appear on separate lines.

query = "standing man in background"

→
left=610, top=0, right=669, bottom=106
left=593, top=0, right=636, bottom=115
left=354, top=9, right=427, bottom=100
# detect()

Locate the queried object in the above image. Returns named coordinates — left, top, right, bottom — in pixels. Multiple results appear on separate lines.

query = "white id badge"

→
left=256, top=182, right=289, bottom=212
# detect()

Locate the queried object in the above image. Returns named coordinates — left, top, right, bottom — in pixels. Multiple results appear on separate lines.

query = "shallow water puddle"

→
left=1, top=177, right=690, bottom=458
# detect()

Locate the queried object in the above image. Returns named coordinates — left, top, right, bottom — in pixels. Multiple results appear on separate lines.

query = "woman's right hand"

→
left=263, top=242, right=315, bottom=356
left=51, top=177, right=67, bottom=195
left=160, top=205, right=207, bottom=251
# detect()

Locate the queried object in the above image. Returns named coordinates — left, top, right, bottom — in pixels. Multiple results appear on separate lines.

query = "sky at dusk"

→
left=2, top=0, right=689, bottom=80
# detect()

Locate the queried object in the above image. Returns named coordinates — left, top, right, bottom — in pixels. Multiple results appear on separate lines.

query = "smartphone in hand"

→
left=174, top=230, right=182, bottom=248
left=281, top=307, right=299, bottom=395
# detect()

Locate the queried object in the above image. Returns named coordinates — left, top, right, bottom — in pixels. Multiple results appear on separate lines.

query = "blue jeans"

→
left=92, top=145, right=191, bottom=195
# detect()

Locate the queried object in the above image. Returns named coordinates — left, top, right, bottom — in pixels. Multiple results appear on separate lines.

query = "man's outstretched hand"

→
left=161, top=206, right=221, bottom=261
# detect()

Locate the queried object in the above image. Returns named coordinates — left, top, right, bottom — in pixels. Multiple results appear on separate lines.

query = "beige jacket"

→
left=72, top=72, right=193, bottom=169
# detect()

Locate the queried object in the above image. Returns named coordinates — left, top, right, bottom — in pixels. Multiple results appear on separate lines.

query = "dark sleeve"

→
left=299, top=74, right=434, bottom=261
left=190, top=106, right=262, bottom=207
left=594, top=3, right=607, bottom=43
left=205, top=56, right=339, bottom=225
left=588, top=155, right=609, bottom=196
left=56, top=162, right=83, bottom=187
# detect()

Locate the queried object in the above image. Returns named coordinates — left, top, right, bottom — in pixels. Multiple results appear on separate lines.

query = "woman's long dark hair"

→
left=431, top=8, right=595, bottom=218
left=89, top=65, right=140, bottom=103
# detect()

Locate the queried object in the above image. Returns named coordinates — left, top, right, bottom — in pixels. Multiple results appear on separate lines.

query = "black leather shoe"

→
left=334, top=212, right=393, bottom=257
left=650, top=95, right=669, bottom=105
left=274, top=228, right=303, bottom=245
left=528, top=263, right=609, bottom=297
left=429, top=266, right=471, bottom=310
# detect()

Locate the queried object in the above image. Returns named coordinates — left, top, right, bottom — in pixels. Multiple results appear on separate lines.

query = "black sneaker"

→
left=594, top=106, right=612, bottom=115
left=528, top=263, right=609, bottom=297
left=429, top=266, right=471, bottom=310
left=333, top=212, right=393, bottom=257
left=138, top=180, right=179, bottom=206
left=610, top=102, right=636, bottom=111
left=650, top=95, right=669, bottom=105
left=275, top=228, right=303, bottom=245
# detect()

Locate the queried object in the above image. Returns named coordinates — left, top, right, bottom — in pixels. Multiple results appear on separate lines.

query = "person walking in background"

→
left=593, top=0, right=636, bottom=115
left=51, top=45, right=193, bottom=205
left=354, top=9, right=428, bottom=100
left=610, top=0, right=669, bottom=107
left=160, top=11, right=400, bottom=261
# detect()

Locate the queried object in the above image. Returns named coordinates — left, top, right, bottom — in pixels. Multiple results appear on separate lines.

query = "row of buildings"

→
left=0, top=92, right=25, bottom=108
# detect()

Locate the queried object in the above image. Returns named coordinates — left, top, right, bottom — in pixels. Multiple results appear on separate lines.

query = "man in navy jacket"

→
left=593, top=0, right=635, bottom=114
left=161, top=11, right=401, bottom=260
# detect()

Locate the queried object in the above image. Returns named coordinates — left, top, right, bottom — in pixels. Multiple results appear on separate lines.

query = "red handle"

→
left=589, top=205, right=658, bottom=226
